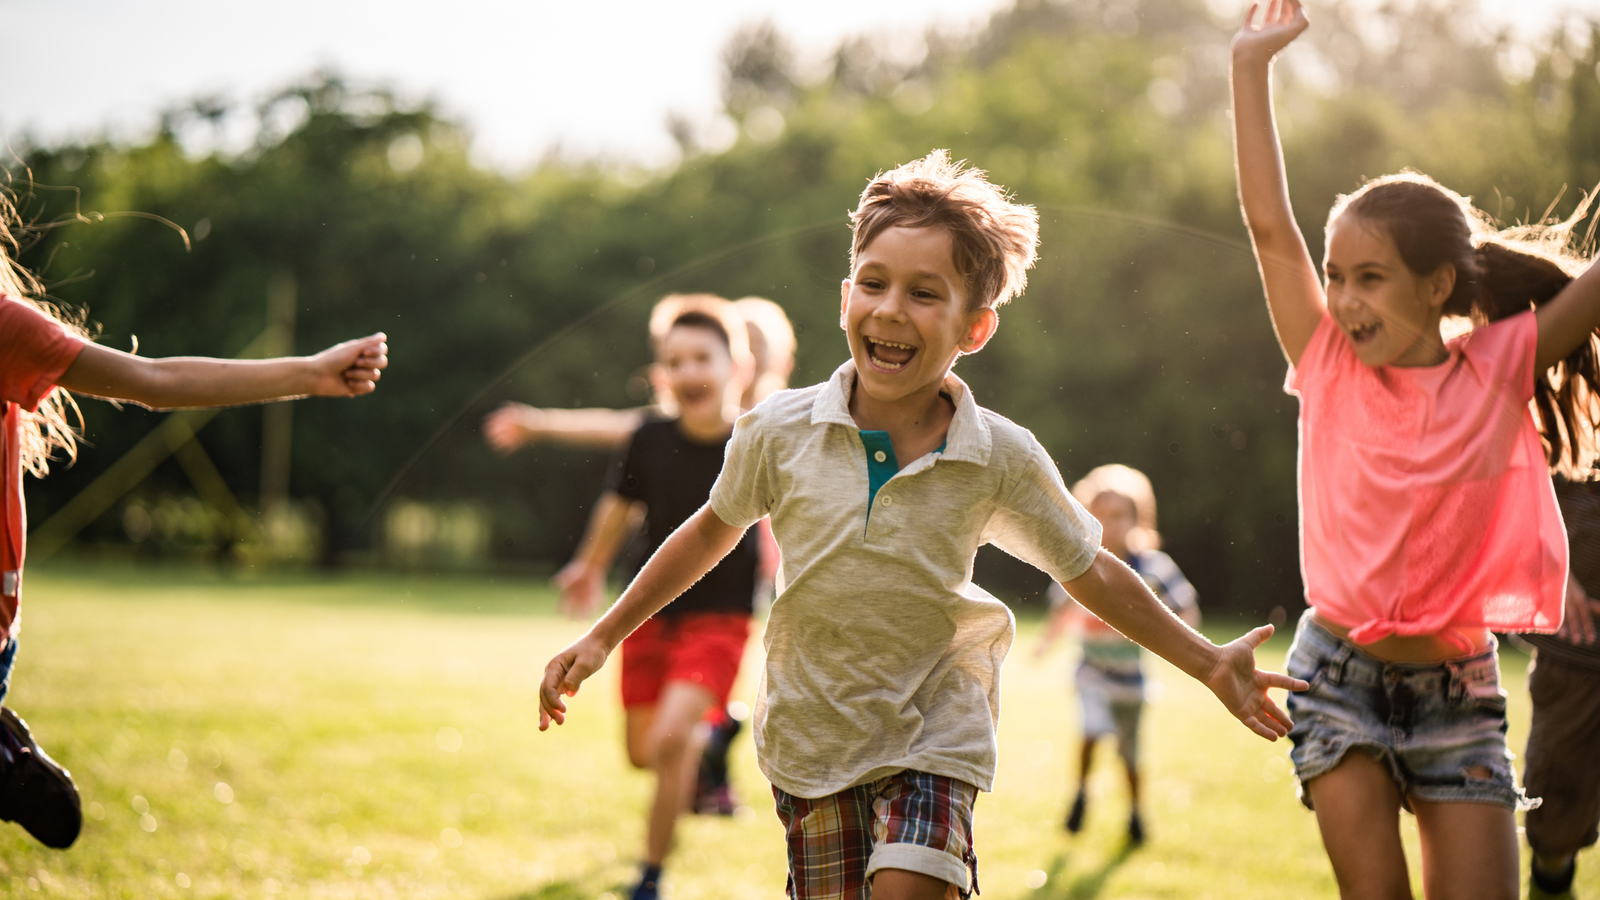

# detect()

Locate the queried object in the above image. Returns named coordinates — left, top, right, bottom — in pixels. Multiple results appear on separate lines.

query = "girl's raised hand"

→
left=309, top=333, right=388, bottom=397
left=1203, top=624, right=1309, bottom=741
left=1232, top=0, right=1309, bottom=64
left=538, top=634, right=610, bottom=730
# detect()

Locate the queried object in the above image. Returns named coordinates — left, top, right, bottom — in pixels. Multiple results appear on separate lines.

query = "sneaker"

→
left=0, top=707, right=81, bottom=849
left=1064, top=790, right=1086, bottom=834
left=1127, top=811, right=1145, bottom=846
left=631, top=864, right=662, bottom=900
left=695, top=782, right=739, bottom=816
left=693, top=713, right=742, bottom=816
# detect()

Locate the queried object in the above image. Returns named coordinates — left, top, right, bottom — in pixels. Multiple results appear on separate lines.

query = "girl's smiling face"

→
left=840, top=225, right=996, bottom=407
left=1324, top=214, right=1455, bottom=368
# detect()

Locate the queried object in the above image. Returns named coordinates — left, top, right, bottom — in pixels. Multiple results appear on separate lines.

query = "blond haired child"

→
left=548, top=295, right=761, bottom=900
left=0, top=191, right=386, bottom=849
left=539, top=151, right=1303, bottom=900
left=482, top=295, right=795, bottom=450
left=1037, top=464, right=1199, bottom=844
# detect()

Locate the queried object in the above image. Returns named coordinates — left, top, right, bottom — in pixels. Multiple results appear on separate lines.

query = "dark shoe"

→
left=694, top=712, right=742, bottom=815
left=1127, top=811, right=1145, bottom=845
left=1064, top=790, right=1086, bottom=833
left=630, top=864, right=662, bottom=900
left=0, top=707, right=81, bottom=849
left=695, top=782, right=739, bottom=816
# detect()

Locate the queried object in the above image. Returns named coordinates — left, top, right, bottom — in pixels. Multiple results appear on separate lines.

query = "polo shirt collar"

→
left=811, top=360, right=993, bottom=466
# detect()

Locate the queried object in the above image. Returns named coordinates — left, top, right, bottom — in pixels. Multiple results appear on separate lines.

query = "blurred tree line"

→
left=11, top=0, right=1600, bottom=614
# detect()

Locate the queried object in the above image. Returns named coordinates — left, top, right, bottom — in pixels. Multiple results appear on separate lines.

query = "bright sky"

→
left=1, top=0, right=1589, bottom=171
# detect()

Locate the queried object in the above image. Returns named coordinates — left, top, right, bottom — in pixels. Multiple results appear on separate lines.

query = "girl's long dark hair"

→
left=1330, top=172, right=1600, bottom=479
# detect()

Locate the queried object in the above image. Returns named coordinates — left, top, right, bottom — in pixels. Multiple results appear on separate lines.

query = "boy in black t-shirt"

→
left=552, top=296, right=758, bottom=900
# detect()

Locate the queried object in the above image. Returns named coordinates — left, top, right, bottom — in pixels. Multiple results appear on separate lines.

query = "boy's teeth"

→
left=867, top=338, right=916, bottom=369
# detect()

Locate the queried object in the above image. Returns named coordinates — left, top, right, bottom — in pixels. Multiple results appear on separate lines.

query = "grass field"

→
left=0, top=562, right=1594, bottom=899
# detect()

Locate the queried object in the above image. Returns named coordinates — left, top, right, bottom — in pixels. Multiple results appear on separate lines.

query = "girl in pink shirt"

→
left=1234, top=3, right=1600, bottom=898
left=0, top=190, right=387, bottom=850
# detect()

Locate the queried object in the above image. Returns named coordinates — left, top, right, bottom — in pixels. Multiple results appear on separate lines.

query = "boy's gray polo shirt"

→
left=710, top=360, right=1102, bottom=798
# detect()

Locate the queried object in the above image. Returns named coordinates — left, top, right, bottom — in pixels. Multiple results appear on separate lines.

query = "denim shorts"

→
left=1284, top=610, right=1529, bottom=811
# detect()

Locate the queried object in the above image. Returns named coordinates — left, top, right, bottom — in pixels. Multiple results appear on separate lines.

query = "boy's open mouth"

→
left=865, top=337, right=917, bottom=371
left=676, top=384, right=711, bottom=405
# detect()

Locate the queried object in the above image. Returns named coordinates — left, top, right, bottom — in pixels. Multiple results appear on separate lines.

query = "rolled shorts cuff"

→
left=866, top=842, right=970, bottom=893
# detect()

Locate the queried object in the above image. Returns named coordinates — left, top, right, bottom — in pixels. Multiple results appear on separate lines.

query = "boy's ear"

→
left=959, top=307, right=999, bottom=354
left=839, top=279, right=851, bottom=330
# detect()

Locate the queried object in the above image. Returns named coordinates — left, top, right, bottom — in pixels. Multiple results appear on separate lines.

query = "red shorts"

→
left=619, top=612, right=751, bottom=709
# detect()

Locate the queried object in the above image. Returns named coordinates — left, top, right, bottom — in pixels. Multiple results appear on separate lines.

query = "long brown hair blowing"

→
left=1330, top=172, right=1600, bottom=479
left=0, top=184, right=89, bottom=477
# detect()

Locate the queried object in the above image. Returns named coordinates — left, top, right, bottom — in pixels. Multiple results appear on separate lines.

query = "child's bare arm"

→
left=1033, top=592, right=1079, bottom=659
left=551, top=492, right=644, bottom=618
left=1061, top=549, right=1306, bottom=740
left=1534, top=258, right=1600, bottom=371
left=483, top=403, right=644, bottom=453
left=58, top=334, right=387, bottom=407
left=1231, top=0, right=1324, bottom=366
left=539, top=503, right=747, bottom=730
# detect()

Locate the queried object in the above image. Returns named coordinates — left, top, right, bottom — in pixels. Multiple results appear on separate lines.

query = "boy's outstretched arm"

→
left=58, top=334, right=387, bottom=408
left=1232, top=0, right=1323, bottom=367
left=1061, top=549, right=1308, bottom=740
left=539, top=503, right=747, bottom=730
left=483, top=402, right=643, bottom=453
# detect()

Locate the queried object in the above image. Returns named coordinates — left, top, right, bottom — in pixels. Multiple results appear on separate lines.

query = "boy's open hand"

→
left=1204, top=624, right=1309, bottom=741
left=539, top=635, right=609, bottom=730
left=552, top=560, right=605, bottom=619
left=310, top=333, right=388, bottom=396
left=1232, top=0, right=1308, bottom=64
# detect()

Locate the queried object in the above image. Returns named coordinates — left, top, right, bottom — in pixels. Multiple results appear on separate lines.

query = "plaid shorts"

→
left=773, top=770, right=979, bottom=899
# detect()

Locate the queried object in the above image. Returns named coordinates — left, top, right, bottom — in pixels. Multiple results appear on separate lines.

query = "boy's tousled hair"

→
left=849, top=150, right=1040, bottom=311
left=0, top=184, right=88, bottom=478
left=1329, top=171, right=1600, bottom=478
left=1071, top=464, right=1161, bottom=552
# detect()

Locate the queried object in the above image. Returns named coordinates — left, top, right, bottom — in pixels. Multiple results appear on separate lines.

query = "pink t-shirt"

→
left=1288, top=310, right=1565, bottom=644
left=0, top=295, right=88, bottom=640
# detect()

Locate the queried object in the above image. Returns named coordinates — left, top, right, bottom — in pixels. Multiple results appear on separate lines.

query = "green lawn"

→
left=0, top=563, right=1592, bottom=899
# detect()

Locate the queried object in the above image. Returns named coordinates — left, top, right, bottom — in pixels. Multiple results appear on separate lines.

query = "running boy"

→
left=550, top=295, right=762, bottom=900
left=540, top=151, right=1303, bottom=900
left=1037, top=464, right=1200, bottom=844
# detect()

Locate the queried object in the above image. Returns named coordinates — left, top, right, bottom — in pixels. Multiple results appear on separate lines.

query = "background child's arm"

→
left=1033, top=589, right=1081, bottom=659
left=483, top=402, right=644, bottom=453
left=551, top=492, right=645, bottom=618
left=1534, top=258, right=1600, bottom=371
left=539, top=503, right=747, bottom=730
left=1231, top=0, right=1324, bottom=366
left=1061, top=549, right=1306, bottom=740
left=57, top=334, right=386, bottom=407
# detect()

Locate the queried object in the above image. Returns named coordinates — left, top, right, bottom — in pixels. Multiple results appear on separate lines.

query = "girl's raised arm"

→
left=1534, top=256, right=1600, bottom=372
left=1231, top=0, right=1324, bottom=366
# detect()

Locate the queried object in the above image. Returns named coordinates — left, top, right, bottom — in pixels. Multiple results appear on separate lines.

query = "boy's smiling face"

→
left=841, top=225, right=997, bottom=409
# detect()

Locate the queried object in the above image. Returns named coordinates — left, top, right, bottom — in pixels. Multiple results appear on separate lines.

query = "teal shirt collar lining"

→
left=810, top=359, right=992, bottom=466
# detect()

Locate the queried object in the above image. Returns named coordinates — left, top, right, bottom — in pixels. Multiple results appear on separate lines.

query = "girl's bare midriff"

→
left=1311, top=610, right=1493, bottom=663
